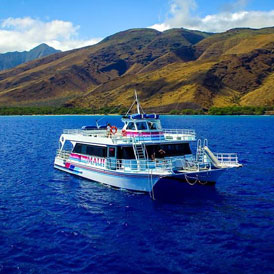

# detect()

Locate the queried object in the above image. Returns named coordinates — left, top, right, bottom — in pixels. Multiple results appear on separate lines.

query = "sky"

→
left=0, top=0, right=273, bottom=53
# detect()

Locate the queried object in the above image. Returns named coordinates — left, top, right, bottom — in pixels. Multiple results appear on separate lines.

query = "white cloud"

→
left=149, top=0, right=274, bottom=33
left=0, top=17, right=102, bottom=53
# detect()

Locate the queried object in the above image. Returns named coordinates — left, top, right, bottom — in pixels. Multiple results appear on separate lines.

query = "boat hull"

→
left=54, top=158, right=161, bottom=192
left=54, top=158, right=224, bottom=193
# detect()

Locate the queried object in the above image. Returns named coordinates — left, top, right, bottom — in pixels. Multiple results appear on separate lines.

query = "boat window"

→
left=126, top=122, right=136, bottom=130
left=73, top=143, right=83, bottom=154
left=86, top=145, right=106, bottom=157
left=146, top=143, right=191, bottom=158
left=117, top=146, right=135, bottom=159
left=81, top=145, right=87, bottom=154
left=62, top=140, right=73, bottom=151
left=148, top=121, right=158, bottom=130
left=136, top=122, right=148, bottom=130
left=155, top=121, right=162, bottom=130
left=108, top=147, right=116, bottom=157
left=73, top=143, right=106, bottom=157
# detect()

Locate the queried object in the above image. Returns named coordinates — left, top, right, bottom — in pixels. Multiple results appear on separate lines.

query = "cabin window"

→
left=136, top=122, right=148, bottom=130
left=117, top=146, right=135, bottom=159
left=148, top=121, right=156, bottom=130
left=146, top=143, right=191, bottom=158
left=148, top=121, right=161, bottom=130
left=62, top=140, right=73, bottom=151
left=73, top=143, right=106, bottom=157
left=108, top=147, right=116, bottom=157
left=86, top=145, right=106, bottom=157
left=126, top=122, right=136, bottom=130
left=81, top=145, right=87, bottom=154
left=73, top=143, right=83, bottom=154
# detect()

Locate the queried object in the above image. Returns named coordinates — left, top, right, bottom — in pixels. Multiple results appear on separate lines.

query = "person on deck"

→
left=158, top=148, right=166, bottom=158
left=106, top=123, right=111, bottom=138
left=151, top=148, right=166, bottom=160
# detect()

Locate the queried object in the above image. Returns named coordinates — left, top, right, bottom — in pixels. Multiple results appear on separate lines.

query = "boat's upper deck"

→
left=61, top=127, right=196, bottom=145
left=61, top=93, right=196, bottom=145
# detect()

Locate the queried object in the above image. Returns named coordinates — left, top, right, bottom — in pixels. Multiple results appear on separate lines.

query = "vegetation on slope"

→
left=0, top=106, right=273, bottom=116
left=0, top=106, right=126, bottom=115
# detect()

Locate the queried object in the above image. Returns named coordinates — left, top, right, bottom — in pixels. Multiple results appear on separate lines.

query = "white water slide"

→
left=203, top=146, right=242, bottom=168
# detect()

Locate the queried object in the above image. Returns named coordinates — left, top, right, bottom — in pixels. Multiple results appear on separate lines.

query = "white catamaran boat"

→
left=54, top=93, right=242, bottom=198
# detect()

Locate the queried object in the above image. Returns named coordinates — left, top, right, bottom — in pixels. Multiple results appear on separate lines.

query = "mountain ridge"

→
left=0, top=44, right=61, bottom=71
left=0, top=27, right=273, bottom=110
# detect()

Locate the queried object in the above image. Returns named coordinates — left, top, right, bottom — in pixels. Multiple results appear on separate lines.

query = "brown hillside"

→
left=0, top=27, right=273, bottom=110
left=195, top=27, right=274, bottom=60
left=72, top=31, right=274, bottom=110
left=0, top=28, right=209, bottom=106
left=203, top=43, right=274, bottom=95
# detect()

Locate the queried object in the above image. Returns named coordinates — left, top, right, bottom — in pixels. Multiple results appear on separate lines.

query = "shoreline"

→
left=0, top=106, right=273, bottom=116
left=0, top=113, right=273, bottom=117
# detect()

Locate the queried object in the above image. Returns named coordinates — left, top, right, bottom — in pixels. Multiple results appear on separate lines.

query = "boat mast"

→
left=135, top=89, right=140, bottom=114
left=126, top=90, right=144, bottom=116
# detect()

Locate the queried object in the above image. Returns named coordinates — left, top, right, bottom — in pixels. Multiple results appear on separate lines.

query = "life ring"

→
left=122, top=129, right=127, bottom=136
left=110, top=126, right=118, bottom=135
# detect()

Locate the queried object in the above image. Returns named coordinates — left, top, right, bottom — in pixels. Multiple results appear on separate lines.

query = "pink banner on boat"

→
left=125, top=131, right=164, bottom=136
left=69, top=153, right=105, bottom=166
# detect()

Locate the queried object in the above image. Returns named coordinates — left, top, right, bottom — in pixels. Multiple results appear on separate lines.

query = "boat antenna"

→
left=95, top=105, right=122, bottom=128
left=126, top=90, right=144, bottom=116
left=96, top=116, right=105, bottom=128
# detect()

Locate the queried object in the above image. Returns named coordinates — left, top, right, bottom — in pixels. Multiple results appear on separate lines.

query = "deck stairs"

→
left=133, top=142, right=147, bottom=160
left=196, top=139, right=208, bottom=163
left=133, top=142, right=148, bottom=170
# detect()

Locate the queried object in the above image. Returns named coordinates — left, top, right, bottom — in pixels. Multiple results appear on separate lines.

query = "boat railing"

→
left=171, top=157, right=211, bottom=171
left=112, top=157, right=211, bottom=172
left=63, top=129, right=108, bottom=136
left=62, top=128, right=196, bottom=142
left=214, top=153, right=239, bottom=165
left=56, top=149, right=70, bottom=160
left=56, top=149, right=174, bottom=172
left=111, top=158, right=174, bottom=172
left=56, top=149, right=213, bottom=173
left=163, top=129, right=196, bottom=141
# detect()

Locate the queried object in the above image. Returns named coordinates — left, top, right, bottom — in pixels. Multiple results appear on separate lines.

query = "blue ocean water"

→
left=0, top=115, right=273, bottom=274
